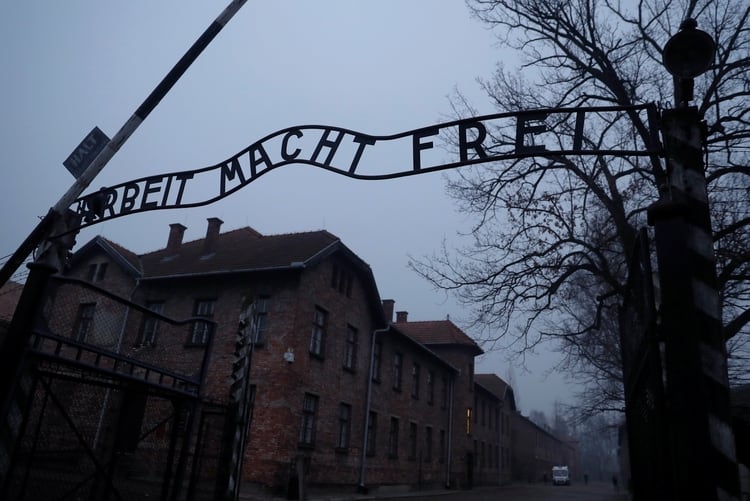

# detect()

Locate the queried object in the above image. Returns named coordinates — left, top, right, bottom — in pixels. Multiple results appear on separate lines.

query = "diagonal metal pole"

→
left=0, top=0, right=247, bottom=285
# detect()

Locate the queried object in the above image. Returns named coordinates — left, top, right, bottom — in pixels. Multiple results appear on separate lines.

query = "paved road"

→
left=241, top=481, right=629, bottom=501
left=375, top=482, right=627, bottom=501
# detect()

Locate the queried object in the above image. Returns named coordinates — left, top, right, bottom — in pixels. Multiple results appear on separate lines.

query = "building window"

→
left=425, top=426, right=433, bottom=462
left=481, top=400, right=486, bottom=427
left=372, top=341, right=382, bottom=381
left=337, top=403, right=352, bottom=451
left=439, top=429, right=446, bottom=463
left=474, top=395, right=478, bottom=423
left=73, top=303, right=96, bottom=342
left=366, top=411, right=377, bottom=456
left=254, top=296, right=270, bottom=345
left=190, top=299, right=215, bottom=345
left=331, top=264, right=353, bottom=297
left=137, top=301, right=164, bottom=346
left=411, top=363, right=421, bottom=399
left=481, top=441, right=485, bottom=468
left=408, top=422, right=418, bottom=460
left=388, top=417, right=399, bottom=458
left=393, top=352, right=403, bottom=391
left=441, top=377, right=448, bottom=409
left=331, top=265, right=339, bottom=289
left=343, top=325, right=357, bottom=371
left=495, top=408, right=500, bottom=431
left=427, top=370, right=434, bottom=405
left=466, top=407, right=472, bottom=435
left=87, top=262, right=108, bottom=283
left=299, top=393, right=318, bottom=447
left=468, top=361, right=474, bottom=391
left=309, top=307, right=327, bottom=357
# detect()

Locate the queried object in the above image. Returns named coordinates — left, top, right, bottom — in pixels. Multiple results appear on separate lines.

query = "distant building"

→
left=511, top=412, right=578, bottom=483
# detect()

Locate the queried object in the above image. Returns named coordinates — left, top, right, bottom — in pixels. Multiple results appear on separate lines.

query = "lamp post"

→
left=647, top=19, right=740, bottom=500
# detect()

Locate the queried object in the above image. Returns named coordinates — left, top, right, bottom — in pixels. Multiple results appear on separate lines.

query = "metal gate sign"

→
left=63, top=127, right=111, bottom=179
left=72, top=104, right=659, bottom=227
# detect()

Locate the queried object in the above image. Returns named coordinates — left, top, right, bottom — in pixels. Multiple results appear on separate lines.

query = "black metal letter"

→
left=140, top=176, right=164, bottom=210
left=249, top=144, right=274, bottom=176
left=173, top=173, right=194, bottom=206
left=220, top=158, right=247, bottom=196
left=459, top=121, right=488, bottom=162
left=282, top=129, right=303, bottom=161
left=311, top=129, right=345, bottom=167
left=120, top=183, right=141, bottom=214
left=515, top=112, right=549, bottom=153
left=349, top=135, right=376, bottom=173
left=413, top=127, right=440, bottom=171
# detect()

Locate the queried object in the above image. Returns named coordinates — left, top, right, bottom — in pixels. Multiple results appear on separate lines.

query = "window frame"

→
left=425, top=425, right=433, bottom=462
left=343, top=324, right=357, bottom=372
left=87, top=262, right=108, bottom=283
left=427, top=370, right=435, bottom=405
left=366, top=411, right=377, bottom=456
left=299, top=393, right=319, bottom=448
left=253, top=296, right=270, bottom=346
left=408, top=422, right=418, bottom=461
left=137, top=300, right=165, bottom=347
left=336, top=403, right=352, bottom=452
left=392, top=352, right=403, bottom=391
left=372, top=341, right=382, bottom=382
left=73, top=302, right=96, bottom=342
left=387, top=417, right=399, bottom=459
left=411, top=362, right=420, bottom=400
left=188, top=298, right=215, bottom=346
left=309, top=306, right=327, bottom=358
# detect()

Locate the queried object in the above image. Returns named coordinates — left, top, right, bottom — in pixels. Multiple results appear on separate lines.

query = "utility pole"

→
left=649, top=19, right=740, bottom=500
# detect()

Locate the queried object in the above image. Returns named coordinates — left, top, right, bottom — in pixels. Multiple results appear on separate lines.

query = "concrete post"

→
left=648, top=106, right=740, bottom=499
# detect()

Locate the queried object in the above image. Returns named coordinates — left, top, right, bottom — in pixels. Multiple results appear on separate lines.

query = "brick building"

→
left=45, top=218, right=525, bottom=494
left=511, top=412, right=579, bottom=483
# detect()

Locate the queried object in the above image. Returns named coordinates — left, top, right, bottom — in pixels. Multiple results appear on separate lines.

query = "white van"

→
left=552, top=465, right=570, bottom=485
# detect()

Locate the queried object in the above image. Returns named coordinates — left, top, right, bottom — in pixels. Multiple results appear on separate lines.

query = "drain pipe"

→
left=358, top=326, right=390, bottom=493
left=445, top=376, right=455, bottom=488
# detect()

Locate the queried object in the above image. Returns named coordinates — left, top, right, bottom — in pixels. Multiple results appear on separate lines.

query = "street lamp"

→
left=662, top=18, right=716, bottom=106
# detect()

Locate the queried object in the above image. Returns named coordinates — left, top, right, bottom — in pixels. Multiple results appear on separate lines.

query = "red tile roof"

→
left=70, top=225, right=386, bottom=325
left=475, top=374, right=517, bottom=411
left=139, top=228, right=340, bottom=278
left=475, top=373, right=508, bottom=398
left=395, top=319, right=483, bottom=355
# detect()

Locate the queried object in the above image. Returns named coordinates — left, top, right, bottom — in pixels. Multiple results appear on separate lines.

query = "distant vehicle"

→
left=552, top=465, right=570, bottom=486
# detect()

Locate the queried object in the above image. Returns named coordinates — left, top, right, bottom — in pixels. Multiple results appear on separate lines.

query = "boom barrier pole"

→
left=0, top=0, right=247, bottom=285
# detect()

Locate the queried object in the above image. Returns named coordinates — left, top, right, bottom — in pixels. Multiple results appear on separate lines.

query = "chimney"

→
left=382, top=299, right=395, bottom=323
left=396, top=311, right=408, bottom=323
left=203, top=217, right=223, bottom=253
left=166, top=223, right=186, bottom=252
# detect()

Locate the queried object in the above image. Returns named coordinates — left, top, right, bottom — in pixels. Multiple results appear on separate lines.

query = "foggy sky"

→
left=0, top=1, right=575, bottom=418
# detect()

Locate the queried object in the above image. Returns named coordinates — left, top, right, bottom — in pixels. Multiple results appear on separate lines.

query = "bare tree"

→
left=411, top=0, right=750, bottom=412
